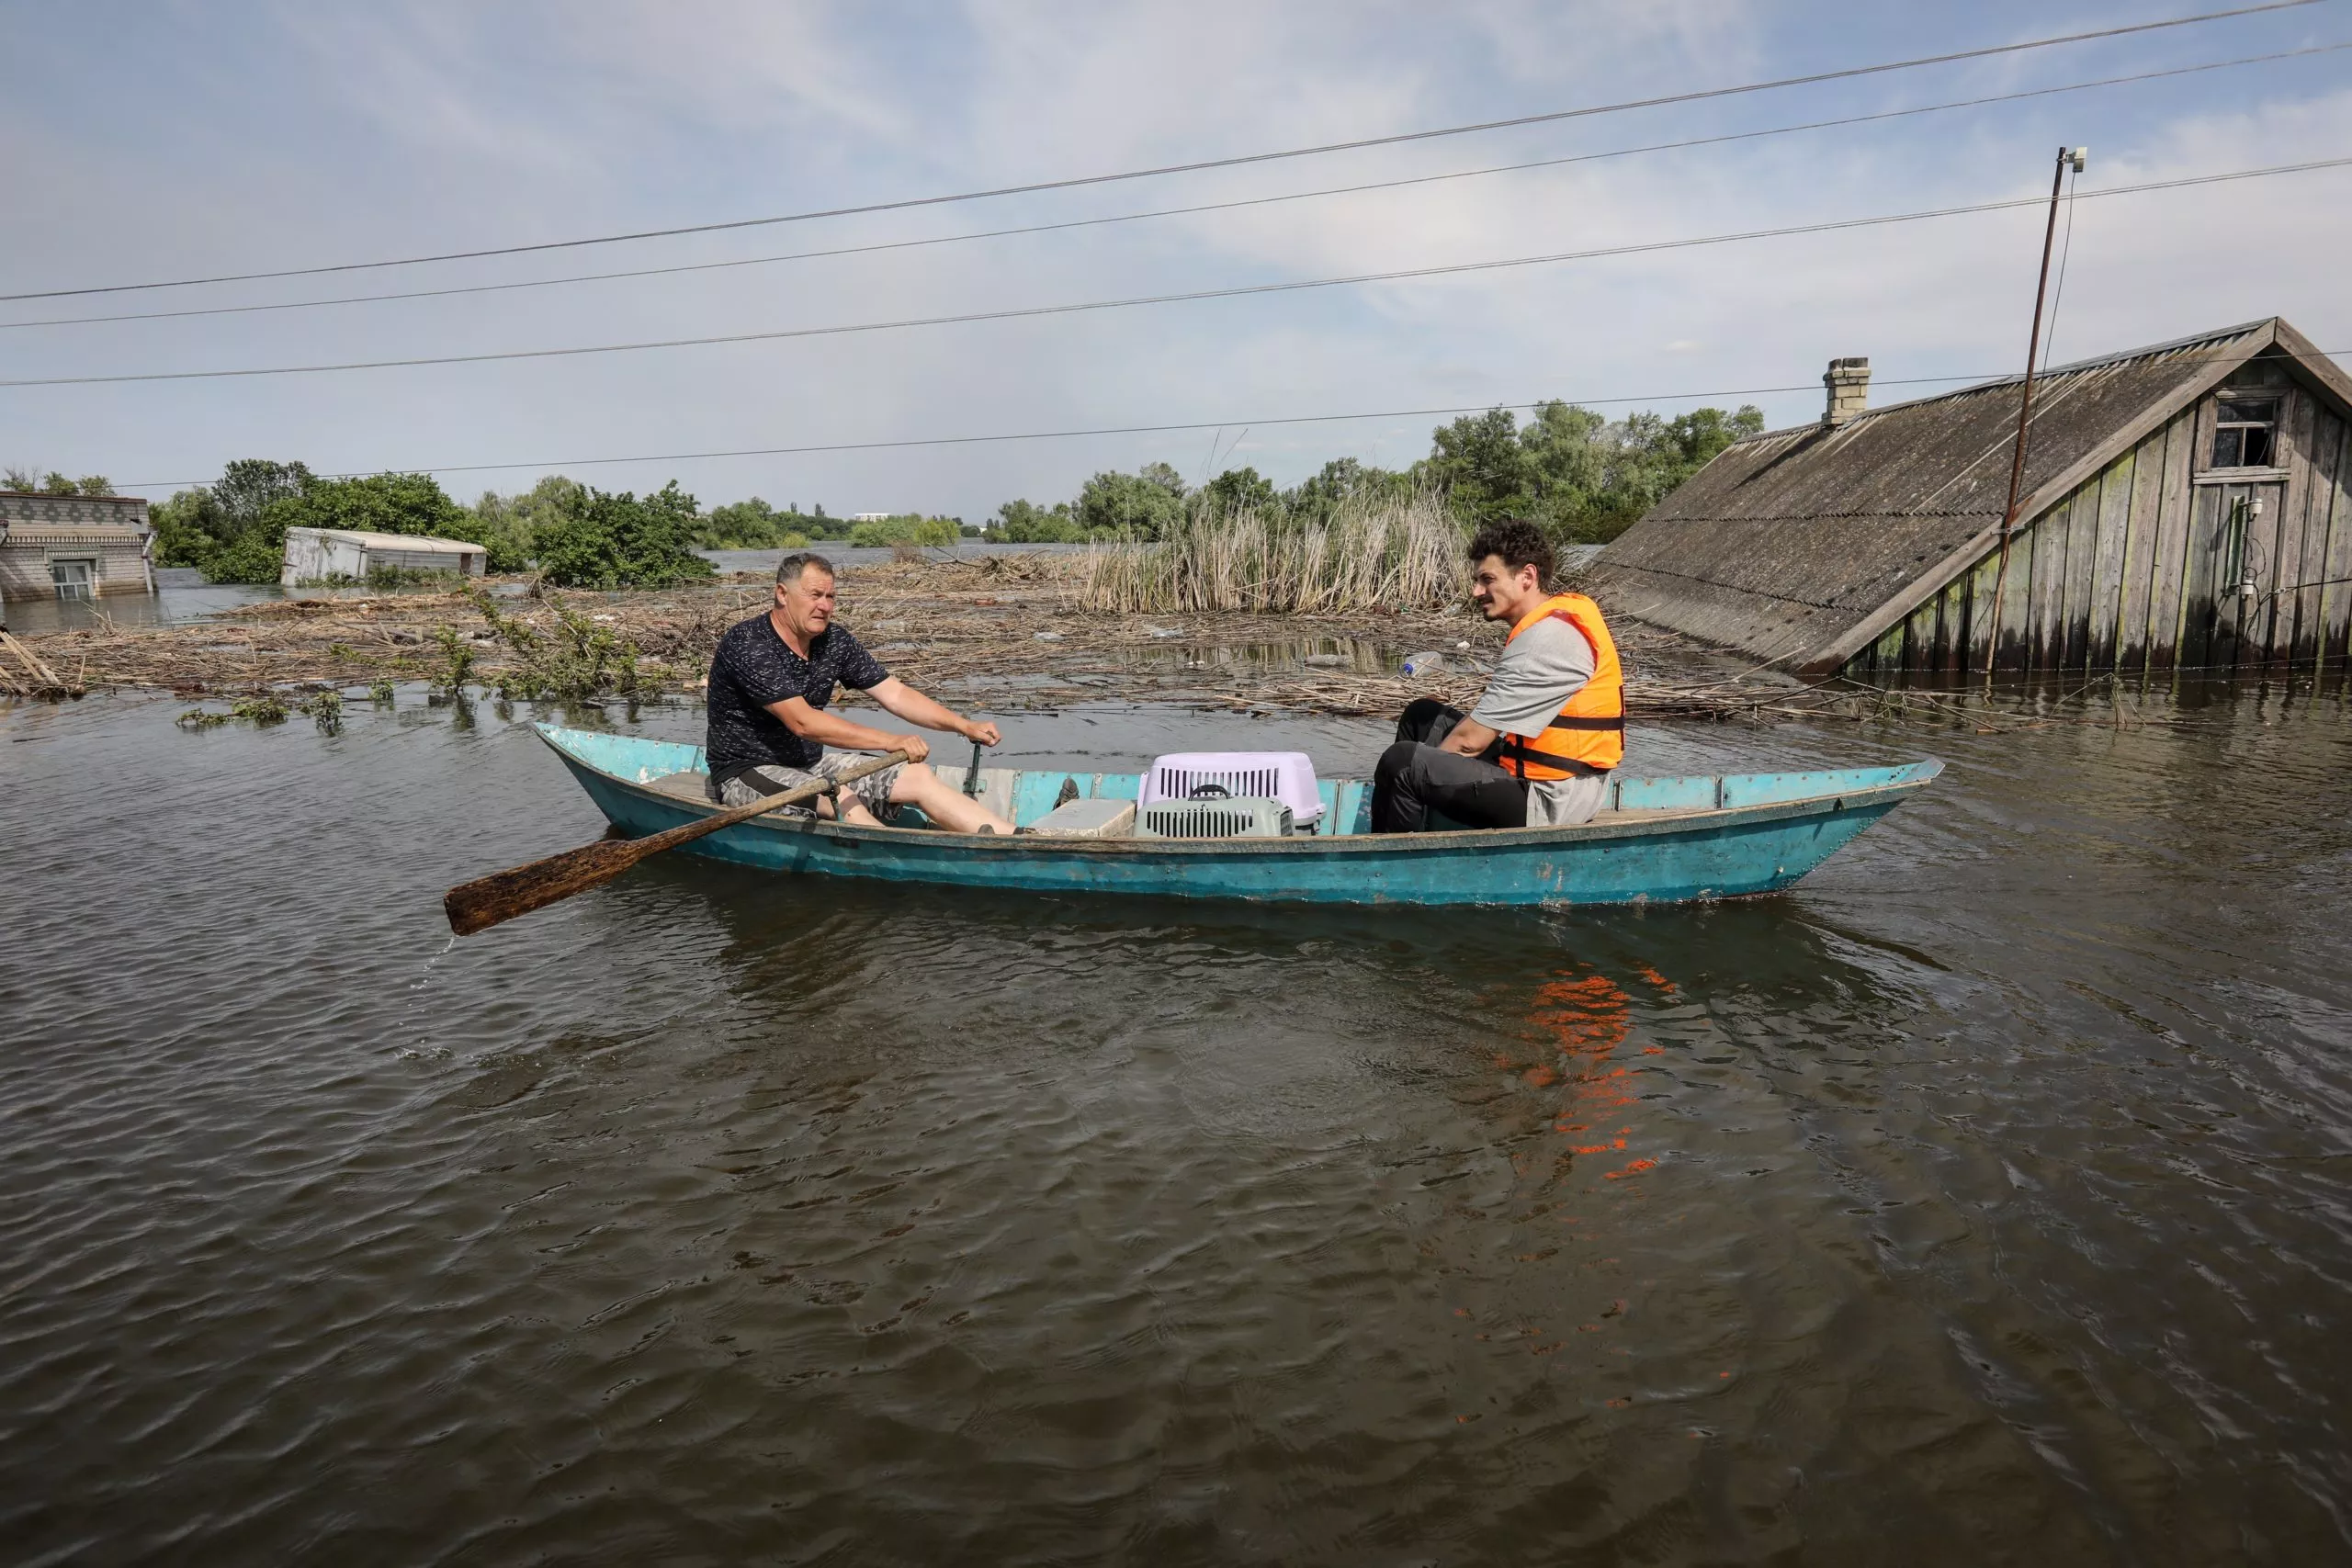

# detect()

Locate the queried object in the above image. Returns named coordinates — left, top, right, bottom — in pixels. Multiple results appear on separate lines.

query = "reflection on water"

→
left=2, top=688, right=2348, bottom=1562
left=0, top=577, right=282, bottom=634
left=1113, top=635, right=1414, bottom=676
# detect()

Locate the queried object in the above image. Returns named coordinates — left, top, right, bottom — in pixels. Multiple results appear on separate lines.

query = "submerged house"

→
left=280, top=527, right=487, bottom=586
left=1589, top=318, right=2352, bottom=676
left=0, top=491, right=155, bottom=603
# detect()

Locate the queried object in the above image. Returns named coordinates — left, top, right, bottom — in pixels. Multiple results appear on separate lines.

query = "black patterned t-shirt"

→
left=704, top=613, right=889, bottom=784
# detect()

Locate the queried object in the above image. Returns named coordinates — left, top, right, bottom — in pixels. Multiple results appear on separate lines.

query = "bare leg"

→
left=887, top=761, right=1015, bottom=834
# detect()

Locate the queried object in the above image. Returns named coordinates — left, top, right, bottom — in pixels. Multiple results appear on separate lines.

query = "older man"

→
left=1370, top=519, right=1624, bottom=833
left=704, top=551, right=1016, bottom=834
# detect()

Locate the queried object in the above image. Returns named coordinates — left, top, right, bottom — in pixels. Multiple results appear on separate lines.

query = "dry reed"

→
left=1079, top=490, right=1465, bottom=615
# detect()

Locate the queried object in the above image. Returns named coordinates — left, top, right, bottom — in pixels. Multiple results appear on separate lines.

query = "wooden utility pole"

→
left=1981, top=145, right=2084, bottom=680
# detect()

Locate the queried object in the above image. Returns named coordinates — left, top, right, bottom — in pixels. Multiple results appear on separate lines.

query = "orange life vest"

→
left=1494, top=592, right=1624, bottom=781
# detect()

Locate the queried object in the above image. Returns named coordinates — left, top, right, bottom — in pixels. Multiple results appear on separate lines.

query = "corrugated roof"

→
left=1587, top=318, right=2343, bottom=668
left=288, top=527, right=484, bottom=553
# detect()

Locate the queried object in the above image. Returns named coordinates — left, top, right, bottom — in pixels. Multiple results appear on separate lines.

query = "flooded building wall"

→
left=0, top=492, right=155, bottom=603
left=1849, top=366, right=2352, bottom=679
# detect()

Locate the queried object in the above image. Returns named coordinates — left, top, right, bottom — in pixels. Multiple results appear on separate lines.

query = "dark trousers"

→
left=1370, top=698, right=1529, bottom=833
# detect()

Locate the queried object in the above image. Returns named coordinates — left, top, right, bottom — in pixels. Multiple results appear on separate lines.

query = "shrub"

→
left=533, top=481, right=717, bottom=589
left=462, top=589, right=642, bottom=702
left=846, top=513, right=957, bottom=547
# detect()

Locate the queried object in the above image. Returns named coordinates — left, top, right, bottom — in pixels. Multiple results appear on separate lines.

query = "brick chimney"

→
left=1822, top=357, right=1871, bottom=426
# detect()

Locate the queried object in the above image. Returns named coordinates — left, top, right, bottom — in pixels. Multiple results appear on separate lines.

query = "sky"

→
left=4, top=0, right=2348, bottom=520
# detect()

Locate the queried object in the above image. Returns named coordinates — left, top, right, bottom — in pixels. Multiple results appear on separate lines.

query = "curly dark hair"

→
left=1465, top=518, right=1555, bottom=588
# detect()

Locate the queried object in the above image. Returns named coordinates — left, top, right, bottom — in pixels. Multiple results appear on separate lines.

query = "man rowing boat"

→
left=1369, top=519, right=1625, bottom=834
left=703, top=551, right=1017, bottom=834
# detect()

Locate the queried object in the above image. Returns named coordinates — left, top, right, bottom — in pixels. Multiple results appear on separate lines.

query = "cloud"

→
left=1, top=1, right=2345, bottom=516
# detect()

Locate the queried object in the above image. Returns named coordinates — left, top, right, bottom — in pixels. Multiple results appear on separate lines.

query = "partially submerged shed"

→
left=280, top=527, right=487, bottom=586
left=1589, top=318, right=2352, bottom=676
left=0, top=491, right=155, bottom=603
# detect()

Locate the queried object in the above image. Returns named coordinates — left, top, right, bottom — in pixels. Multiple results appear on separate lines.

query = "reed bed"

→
left=1079, top=491, right=1465, bottom=615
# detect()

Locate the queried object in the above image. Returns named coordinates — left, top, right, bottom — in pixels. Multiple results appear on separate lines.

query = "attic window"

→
left=2211, top=395, right=2278, bottom=468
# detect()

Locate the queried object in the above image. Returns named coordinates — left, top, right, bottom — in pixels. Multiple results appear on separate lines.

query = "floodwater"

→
left=0, top=570, right=281, bottom=636
left=3, top=685, right=2348, bottom=1564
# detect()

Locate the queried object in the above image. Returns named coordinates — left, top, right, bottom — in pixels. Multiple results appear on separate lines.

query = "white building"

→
left=281, top=527, right=487, bottom=586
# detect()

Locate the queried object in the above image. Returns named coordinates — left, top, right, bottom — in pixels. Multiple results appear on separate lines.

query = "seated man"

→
left=704, top=550, right=1017, bottom=835
left=1371, top=519, right=1623, bottom=834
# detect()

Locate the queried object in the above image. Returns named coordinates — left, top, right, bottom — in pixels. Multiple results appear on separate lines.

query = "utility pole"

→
left=1982, top=145, right=2085, bottom=682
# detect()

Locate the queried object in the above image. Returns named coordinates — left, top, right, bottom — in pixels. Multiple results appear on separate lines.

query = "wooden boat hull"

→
left=537, top=725, right=1940, bottom=908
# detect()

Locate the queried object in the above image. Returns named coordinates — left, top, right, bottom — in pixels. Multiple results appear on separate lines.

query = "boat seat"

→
left=647, top=771, right=714, bottom=803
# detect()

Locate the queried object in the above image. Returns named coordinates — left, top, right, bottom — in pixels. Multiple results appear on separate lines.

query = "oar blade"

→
left=441, top=747, right=909, bottom=936
left=443, top=838, right=645, bottom=936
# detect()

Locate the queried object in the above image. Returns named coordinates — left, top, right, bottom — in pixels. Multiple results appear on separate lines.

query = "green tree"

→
left=148, top=458, right=316, bottom=582
left=148, top=490, right=215, bottom=569
left=1559, top=403, right=1764, bottom=542
left=1282, top=457, right=1406, bottom=524
left=8, top=467, right=117, bottom=497
left=1074, top=463, right=1187, bottom=537
left=1421, top=409, right=1532, bottom=528
left=533, top=480, right=716, bottom=589
left=276, top=471, right=466, bottom=540
left=991, top=499, right=1082, bottom=542
left=470, top=475, right=582, bottom=571
left=1419, top=401, right=1764, bottom=544
left=1200, top=466, right=1278, bottom=516
left=699, top=497, right=787, bottom=548
left=847, top=513, right=958, bottom=547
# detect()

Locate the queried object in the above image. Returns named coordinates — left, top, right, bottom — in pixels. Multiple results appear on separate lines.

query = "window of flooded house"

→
left=50, top=558, right=96, bottom=601
left=2211, top=394, right=2278, bottom=469
left=2220, top=496, right=2254, bottom=592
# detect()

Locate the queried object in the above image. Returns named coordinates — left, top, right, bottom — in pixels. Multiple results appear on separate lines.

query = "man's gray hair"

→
left=776, top=550, right=835, bottom=585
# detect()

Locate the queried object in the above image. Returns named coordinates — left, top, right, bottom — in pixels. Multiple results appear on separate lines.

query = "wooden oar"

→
left=443, top=749, right=910, bottom=936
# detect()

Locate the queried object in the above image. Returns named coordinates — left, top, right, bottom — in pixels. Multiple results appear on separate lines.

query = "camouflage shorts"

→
left=714, top=751, right=906, bottom=816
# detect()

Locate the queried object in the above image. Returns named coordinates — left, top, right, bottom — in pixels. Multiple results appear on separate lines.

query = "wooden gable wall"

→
left=1846, top=361, right=2352, bottom=679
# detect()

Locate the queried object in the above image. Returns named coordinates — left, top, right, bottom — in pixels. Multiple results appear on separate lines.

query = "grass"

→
left=1077, top=491, right=1466, bottom=615
left=176, top=693, right=292, bottom=729
left=175, top=687, right=345, bottom=732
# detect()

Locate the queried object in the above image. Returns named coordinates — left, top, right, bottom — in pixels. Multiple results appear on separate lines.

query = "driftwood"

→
left=0, top=629, right=79, bottom=699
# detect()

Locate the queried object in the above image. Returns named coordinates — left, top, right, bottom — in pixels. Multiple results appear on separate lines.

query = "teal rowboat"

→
left=536, top=724, right=1939, bottom=908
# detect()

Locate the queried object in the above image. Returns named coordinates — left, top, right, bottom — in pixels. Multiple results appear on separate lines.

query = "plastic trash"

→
left=1401, top=650, right=1444, bottom=675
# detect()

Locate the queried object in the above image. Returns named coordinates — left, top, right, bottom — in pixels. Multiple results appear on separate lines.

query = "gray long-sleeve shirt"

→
left=1468, top=615, right=1609, bottom=827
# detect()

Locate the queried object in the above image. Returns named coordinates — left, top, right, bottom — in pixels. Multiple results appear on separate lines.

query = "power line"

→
left=2, top=0, right=2324, bottom=305
left=114, top=345, right=2352, bottom=491
left=13, top=41, right=2343, bottom=334
left=14, top=154, right=2348, bottom=391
